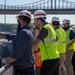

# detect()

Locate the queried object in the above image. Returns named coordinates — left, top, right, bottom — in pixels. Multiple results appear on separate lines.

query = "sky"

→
left=0, top=0, right=75, bottom=24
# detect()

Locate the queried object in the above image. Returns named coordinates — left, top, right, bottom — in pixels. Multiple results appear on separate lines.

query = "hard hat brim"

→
left=16, top=14, right=31, bottom=20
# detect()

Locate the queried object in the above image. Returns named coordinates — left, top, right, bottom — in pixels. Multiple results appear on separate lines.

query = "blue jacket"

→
left=5, top=26, right=34, bottom=66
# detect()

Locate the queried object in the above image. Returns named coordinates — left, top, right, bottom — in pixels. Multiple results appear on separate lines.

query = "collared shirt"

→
left=5, top=26, right=34, bottom=66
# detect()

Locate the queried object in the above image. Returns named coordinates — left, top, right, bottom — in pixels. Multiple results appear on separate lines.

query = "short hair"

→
left=19, top=16, right=31, bottom=24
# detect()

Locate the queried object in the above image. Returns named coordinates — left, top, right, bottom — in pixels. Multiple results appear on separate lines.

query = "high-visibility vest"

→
left=55, top=28, right=66, bottom=54
left=66, top=28, right=74, bottom=50
left=35, top=48, right=42, bottom=67
left=72, top=28, right=75, bottom=51
left=39, top=24, right=60, bottom=61
left=73, top=43, right=75, bottom=51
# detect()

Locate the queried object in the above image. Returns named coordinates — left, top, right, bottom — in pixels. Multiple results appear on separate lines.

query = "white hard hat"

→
left=62, top=19, right=70, bottom=25
left=72, top=26, right=75, bottom=30
left=33, top=10, right=47, bottom=19
left=16, top=10, right=31, bottom=19
left=52, top=16, right=60, bottom=22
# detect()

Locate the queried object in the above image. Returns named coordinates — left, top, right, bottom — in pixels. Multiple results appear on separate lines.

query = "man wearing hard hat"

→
left=62, top=19, right=75, bottom=75
left=33, top=10, right=60, bottom=75
left=0, top=10, right=35, bottom=75
left=51, top=16, right=67, bottom=75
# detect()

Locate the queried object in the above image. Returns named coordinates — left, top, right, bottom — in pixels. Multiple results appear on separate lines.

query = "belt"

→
left=15, top=66, right=32, bottom=69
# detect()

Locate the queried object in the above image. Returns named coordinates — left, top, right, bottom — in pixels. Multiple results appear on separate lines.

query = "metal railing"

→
left=0, top=40, right=13, bottom=75
left=0, top=0, right=75, bottom=10
left=0, top=64, right=13, bottom=75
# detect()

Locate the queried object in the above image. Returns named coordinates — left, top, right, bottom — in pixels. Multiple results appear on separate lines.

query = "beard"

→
left=64, top=26, right=70, bottom=30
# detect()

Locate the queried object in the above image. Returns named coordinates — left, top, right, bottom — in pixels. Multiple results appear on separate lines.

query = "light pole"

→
left=4, top=0, right=6, bottom=25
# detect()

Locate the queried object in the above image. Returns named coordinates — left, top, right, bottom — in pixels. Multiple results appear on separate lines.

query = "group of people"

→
left=0, top=9, right=75, bottom=75
left=34, top=11, right=75, bottom=75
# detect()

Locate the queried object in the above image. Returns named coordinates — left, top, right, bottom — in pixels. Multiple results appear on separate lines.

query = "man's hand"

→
left=3, top=57, right=16, bottom=65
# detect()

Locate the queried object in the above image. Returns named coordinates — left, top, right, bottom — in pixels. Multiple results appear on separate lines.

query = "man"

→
left=51, top=16, right=67, bottom=75
left=0, top=10, right=34, bottom=75
left=33, top=10, right=60, bottom=75
left=62, top=19, right=75, bottom=75
left=33, top=26, right=42, bottom=75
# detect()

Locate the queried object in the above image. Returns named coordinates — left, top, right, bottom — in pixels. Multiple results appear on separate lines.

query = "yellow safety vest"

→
left=66, top=28, right=74, bottom=50
left=55, top=28, right=66, bottom=54
left=39, top=24, right=60, bottom=61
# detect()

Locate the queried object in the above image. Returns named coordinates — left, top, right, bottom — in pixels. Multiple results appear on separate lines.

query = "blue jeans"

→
left=14, top=66, right=34, bottom=75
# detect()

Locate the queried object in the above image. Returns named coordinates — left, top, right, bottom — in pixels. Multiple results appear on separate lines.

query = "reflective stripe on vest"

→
left=66, top=28, right=71, bottom=44
left=58, top=41, right=66, bottom=44
left=66, top=28, right=74, bottom=49
left=40, top=24, right=59, bottom=61
left=55, top=28, right=66, bottom=44
left=55, top=28, right=66, bottom=53
left=40, top=26, right=57, bottom=44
